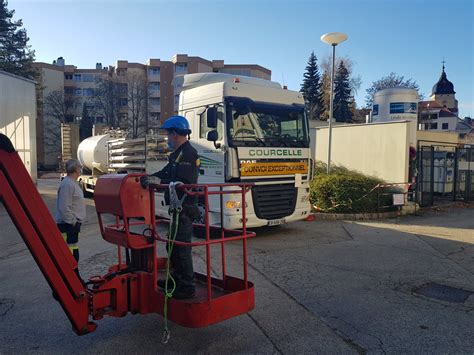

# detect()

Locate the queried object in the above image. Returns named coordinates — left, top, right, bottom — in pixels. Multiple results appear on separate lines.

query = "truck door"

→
left=194, top=106, right=225, bottom=184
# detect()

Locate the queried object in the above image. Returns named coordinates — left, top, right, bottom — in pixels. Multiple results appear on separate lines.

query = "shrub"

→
left=310, top=162, right=396, bottom=213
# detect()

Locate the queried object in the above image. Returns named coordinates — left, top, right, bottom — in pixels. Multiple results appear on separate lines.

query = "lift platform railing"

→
left=92, top=174, right=257, bottom=328
left=150, top=182, right=256, bottom=301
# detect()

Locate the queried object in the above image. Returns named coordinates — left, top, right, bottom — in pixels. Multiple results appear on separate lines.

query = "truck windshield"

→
left=226, top=98, right=309, bottom=148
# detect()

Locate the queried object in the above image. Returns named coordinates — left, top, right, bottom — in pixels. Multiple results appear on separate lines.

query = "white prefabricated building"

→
left=0, top=70, right=37, bottom=182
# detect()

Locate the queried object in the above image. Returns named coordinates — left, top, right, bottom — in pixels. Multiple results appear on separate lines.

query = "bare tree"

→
left=92, top=70, right=122, bottom=128
left=126, top=72, right=148, bottom=138
left=365, top=72, right=423, bottom=108
left=43, top=90, right=76, bottom=123
left=42, top=90, right=78, bottom=161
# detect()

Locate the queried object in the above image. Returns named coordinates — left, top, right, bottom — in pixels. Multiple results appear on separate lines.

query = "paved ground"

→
left=0, top=179, right=473, bottom=354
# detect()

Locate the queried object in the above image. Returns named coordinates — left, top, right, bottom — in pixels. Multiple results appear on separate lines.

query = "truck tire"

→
left=79, top=180, right=93, bottom=198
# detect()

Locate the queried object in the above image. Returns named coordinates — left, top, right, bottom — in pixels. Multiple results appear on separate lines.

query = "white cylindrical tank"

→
left=372, top=88, right=419, bottom=123
left=77, top=134, right=110, bottom=173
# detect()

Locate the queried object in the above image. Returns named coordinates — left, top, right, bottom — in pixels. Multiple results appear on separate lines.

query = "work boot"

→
left=172, top=287, right=196, bottom=300
left=157, top=279, right=168, bottom=289
left=172, top=288, right=196, bottom=300
left=157, top=279, right=176, bottom=290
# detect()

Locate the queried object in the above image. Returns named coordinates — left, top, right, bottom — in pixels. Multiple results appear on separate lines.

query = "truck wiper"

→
left=234, top=135, right=266, bottom=146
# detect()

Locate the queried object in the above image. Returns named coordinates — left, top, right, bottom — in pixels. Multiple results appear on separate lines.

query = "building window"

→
left=64, top=87, right=74, bottom=95
left=442, top=123, right=449, bottom=130
left=149, top=82, right=160, bottom=93
left=150, top=112, right=161, bottom=126
left=389, top=102, right=417, bottom=114
left=117, top=83, right=128, bottom=95
left=119, top=98, right=128, bottom=107
left=74, top=88, right=82, bottom=96
left=149, top=98, right=160, bottom=107
left=430, top=122, right=438, bottom=130
left=372, top=104, right=379, bottom=116
left=175, top=63, right=187, bottom=74
left=73, top=74, right=82, bottom=82
left=64, top=74, right=73, bottom=80
left=219, top=68, right=252, bottom=77
left=82, top=74, right=94, bottom=82
left=148, top=67, right=160, bottom=76
left=83, top=88, right=94, bottom=96
left=174, top=80, right=183, bottom=92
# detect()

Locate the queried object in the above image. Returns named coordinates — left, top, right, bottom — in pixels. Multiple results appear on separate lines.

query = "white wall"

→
left=0, top=71, right=37, bottom=182
left=313, top=121, right=412, bottom=183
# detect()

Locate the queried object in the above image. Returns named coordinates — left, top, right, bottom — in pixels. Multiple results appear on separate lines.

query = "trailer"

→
left=76, top=131, right=168, bottom=195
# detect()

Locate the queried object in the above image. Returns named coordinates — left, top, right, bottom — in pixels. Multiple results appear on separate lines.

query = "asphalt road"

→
left=0, top=179, right=473, bottom=354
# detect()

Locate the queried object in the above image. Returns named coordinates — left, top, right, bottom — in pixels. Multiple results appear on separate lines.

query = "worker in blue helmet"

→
left=140, top=115, right=199, bottom=299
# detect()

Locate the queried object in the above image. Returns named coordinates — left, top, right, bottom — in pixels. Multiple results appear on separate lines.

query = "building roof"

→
left=419, top=100, right=444, bottom=110
left=431, top=64, right=455, bottom=95
left=456, top=119, right=473, bottom=134
left=438, top=108, right=457, bottom=117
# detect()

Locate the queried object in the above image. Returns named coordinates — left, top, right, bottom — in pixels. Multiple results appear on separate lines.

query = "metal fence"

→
left=416, top=144, right=473, bottom=207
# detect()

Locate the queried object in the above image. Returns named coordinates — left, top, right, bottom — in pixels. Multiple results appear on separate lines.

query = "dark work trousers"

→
left=57, top=223, right=80, bottom=262
left=169, top=211, right=195, bottom=292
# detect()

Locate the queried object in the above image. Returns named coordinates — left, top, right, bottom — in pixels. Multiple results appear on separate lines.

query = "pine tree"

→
left=333, top=60, right=353, bottom=123
left=300, top=52, right=323, bottom=120
left=80, top=103, right=94, bottom=141
left=0, top=0, right=36, bottom=78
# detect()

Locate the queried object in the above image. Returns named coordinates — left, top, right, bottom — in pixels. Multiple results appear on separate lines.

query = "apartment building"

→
left=33, top=55, right=271, bottom=169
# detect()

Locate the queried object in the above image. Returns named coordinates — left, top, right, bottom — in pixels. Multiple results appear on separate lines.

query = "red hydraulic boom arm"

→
left=0, top=134, right=94, bottom=334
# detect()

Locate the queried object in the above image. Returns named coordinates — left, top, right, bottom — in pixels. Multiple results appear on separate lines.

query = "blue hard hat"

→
left=161, top=115, right=191, bottom=135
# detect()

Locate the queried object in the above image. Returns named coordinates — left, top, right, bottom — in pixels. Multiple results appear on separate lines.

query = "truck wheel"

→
left=79, top=180, right=92, bottom=198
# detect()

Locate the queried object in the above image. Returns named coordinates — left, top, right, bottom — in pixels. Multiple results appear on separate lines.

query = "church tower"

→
left=430, top=62, right=458, bottom=115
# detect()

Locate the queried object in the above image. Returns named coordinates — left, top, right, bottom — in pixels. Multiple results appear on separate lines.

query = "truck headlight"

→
left=225, top=201, right=247, bottom=209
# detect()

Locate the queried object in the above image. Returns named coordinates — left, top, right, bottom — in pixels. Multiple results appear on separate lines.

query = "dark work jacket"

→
left=153, top=141, right=200, bottom=216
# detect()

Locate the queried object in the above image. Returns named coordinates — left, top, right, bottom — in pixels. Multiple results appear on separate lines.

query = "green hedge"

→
left=310, top=162, right=396, bottom=213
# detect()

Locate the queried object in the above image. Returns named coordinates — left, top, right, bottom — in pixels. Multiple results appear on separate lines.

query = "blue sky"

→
left=9, top=0, right=474, bottom=118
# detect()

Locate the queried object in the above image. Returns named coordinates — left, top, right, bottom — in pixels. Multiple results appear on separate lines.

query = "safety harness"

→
left=162, top=181, right=186, bottom=344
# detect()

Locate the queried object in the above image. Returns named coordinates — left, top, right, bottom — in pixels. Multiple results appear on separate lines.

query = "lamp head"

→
left=320, top=32, right=348, bottom=46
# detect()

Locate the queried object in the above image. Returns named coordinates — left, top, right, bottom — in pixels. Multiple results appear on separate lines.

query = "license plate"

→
left=268, top=218, right=286, bottom=226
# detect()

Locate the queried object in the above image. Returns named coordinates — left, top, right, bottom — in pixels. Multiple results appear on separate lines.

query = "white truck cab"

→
left=155, top=73, right=312, bottom=229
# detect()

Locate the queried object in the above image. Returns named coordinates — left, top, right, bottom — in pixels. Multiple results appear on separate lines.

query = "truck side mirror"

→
left=206, top=130, right=221, bottom=149
left=206, top=130, right=218, bottom=142
left=206, top=107, right=218, bottom=129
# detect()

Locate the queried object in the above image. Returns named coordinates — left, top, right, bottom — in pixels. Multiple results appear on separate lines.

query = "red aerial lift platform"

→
left=0, top=133, right=256, bottom=335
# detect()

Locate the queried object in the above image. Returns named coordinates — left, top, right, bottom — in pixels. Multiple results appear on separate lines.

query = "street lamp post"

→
left=320, top=32, right=348, bottom=174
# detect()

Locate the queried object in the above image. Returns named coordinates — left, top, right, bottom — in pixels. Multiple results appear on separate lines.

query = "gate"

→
left=417, top=145, right=473, bottom=206
left=456, top=147, right=474, bottom=202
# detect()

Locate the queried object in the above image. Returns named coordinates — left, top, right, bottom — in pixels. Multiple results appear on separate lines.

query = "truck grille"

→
left=251, top=184, right=297, bottom=220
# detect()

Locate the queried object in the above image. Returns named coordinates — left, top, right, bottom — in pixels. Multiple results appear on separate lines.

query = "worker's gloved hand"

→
left=140, top=175, right=161, bottom=188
